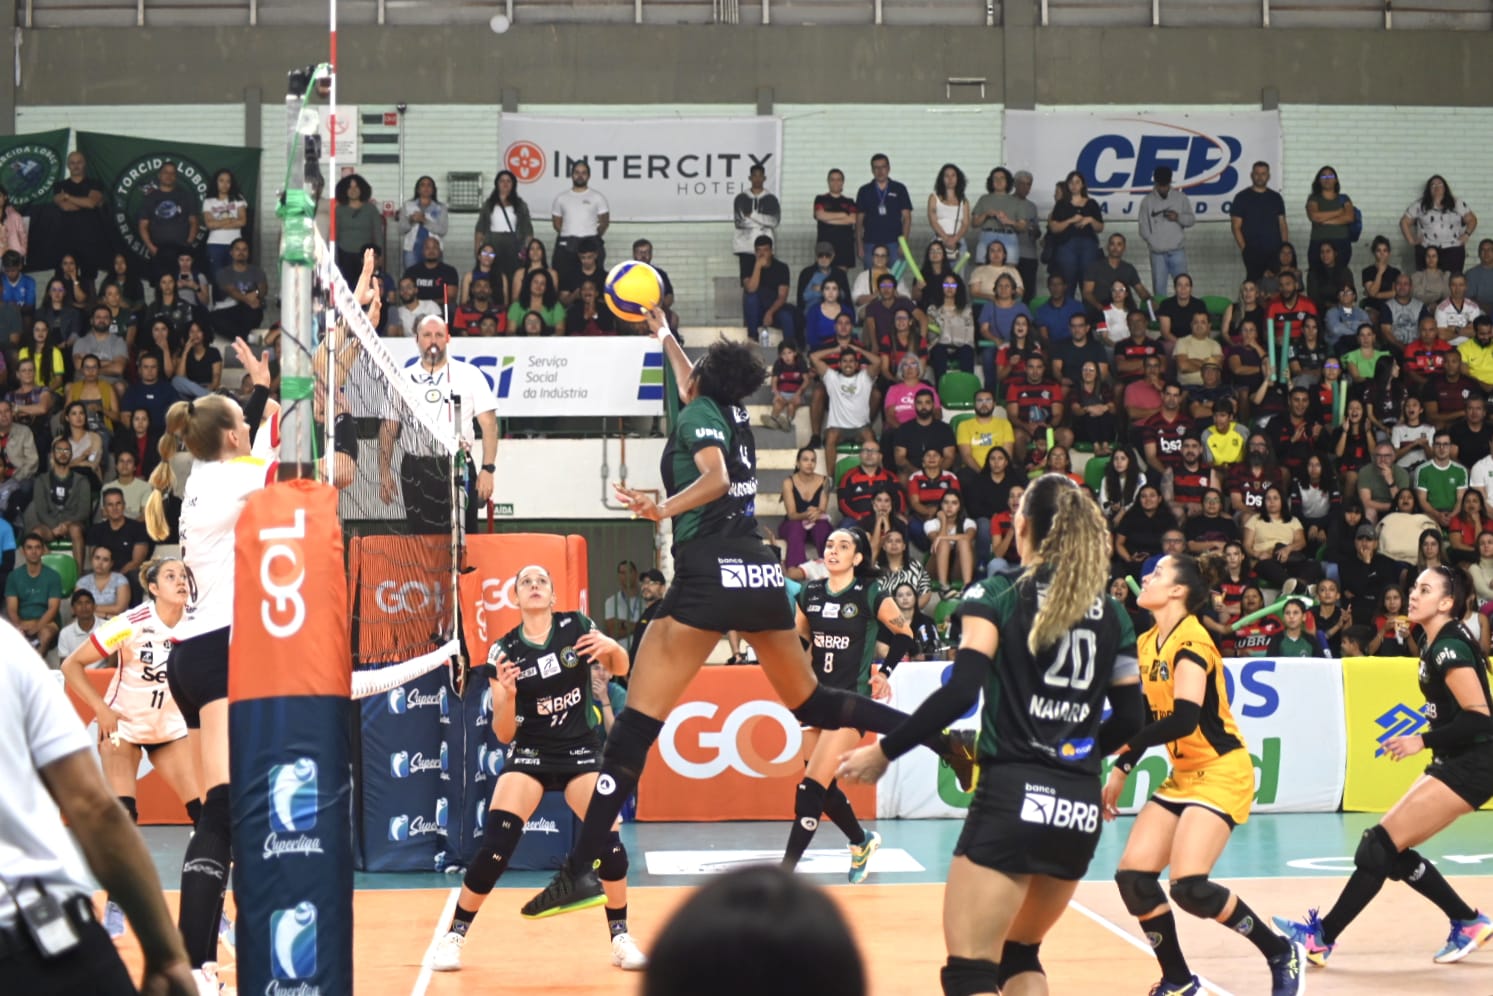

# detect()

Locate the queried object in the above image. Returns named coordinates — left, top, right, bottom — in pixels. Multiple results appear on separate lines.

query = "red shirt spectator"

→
left=1405, top=337, right=1453, bottom=380
left=837, top=462, right=903, bottom=519
left=907, top=468, right=960, bottom=511
left=453, top=305, right=504, bottom=335
left=1143, top=409, right=1189, bottom=470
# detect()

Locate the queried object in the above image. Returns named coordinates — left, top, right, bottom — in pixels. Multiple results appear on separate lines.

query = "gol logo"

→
left=505, top=142, right=545, bottom=183
left=658, top=700, right=802, bottom=779
left=259, top=510, right=308, bottom=638
left=474, top=576, right=521, bottom=645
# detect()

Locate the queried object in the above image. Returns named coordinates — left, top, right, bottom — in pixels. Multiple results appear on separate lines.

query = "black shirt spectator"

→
left=814, top=187, right=858, bottom=269
left=1157, top=295, right=1210, bottom=341
left=84, top=516, right=151, bottom=578
left=892, top=418, right=956, bottom=477
left=404, top=257, right=460, bottom=304
left=1449, top=416, right=1493, bottom=469
left=1337, top=532, right=1403, bottom=620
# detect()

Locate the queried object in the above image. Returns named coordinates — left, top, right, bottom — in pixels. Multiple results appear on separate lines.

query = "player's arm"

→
left=1386, top=659, right=1493, bottom=758
left=644, top=308, right=694, bottom=404
left=575, top=620, right=630, bottom=678
left=795, top=604, right=813, bottom=642
left=59, top=634, right=116, bottom=731
left=487, top=651, right=521, bottom=744
left=1111, top=648, right=1209, bottom=769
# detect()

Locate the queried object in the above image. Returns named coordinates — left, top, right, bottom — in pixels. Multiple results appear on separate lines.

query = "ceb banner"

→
left=1003, top=109, right=1282, bottom=220
left=1341, top=655, right=1493, bottom=812
left=638, top=666, right=875, bottom=822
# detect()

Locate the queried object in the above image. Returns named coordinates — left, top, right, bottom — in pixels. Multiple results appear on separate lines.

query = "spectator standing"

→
left=209, top=239, right=267, bottom=342
left=47, top=151, right=111, bottom=279
left=1230, top=161, right=1289, bottom=283
left=733, top=164, right=781, bottom=280
left=854, top=154, right=913, bottom=270
left=970, top=166, right=1029, bottom=272
left=1466, top=240, right=1493, bottom=315
left=602, top=560, right=644, bottom=642
left=474, top=171, right=532, bottom=288
left=1137, top=166, right=1196, bottom=297
left=1305, top=165, right=1356, bottom=270
left=0, top=184, right=25, bottom=260
left=1011, top=171, right=1042, bottom=302
left=200, top=168, right=248, bottom=281
left=1047, top=170, right=1105, bottom=293
left=5, top=533, right=62, bottom=652
left=1083, top=233, right=1151, bottom=313
left=398, top=175, right=449, bottom=272
left=551, top=160, right=610, bottom=288
left=742, top=236, right=796, bottom=347
left=813, top=168, right=858, bottom=270
left=926, top=164, right=970, bottom=268
left=1401, top=175, right=1477, bottom=275
left=136, top=161, right=200, bottom=283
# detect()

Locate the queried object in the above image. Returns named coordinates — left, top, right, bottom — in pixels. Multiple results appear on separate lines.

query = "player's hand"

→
left=138, top=960, right=197, bottom=996
left=642, top=306, right=669, bottom=337
left=488, top=649, right=519, bottom=694
left=365, top=283, right=383, bottom=327
left=379, top=471, right=397, bottom=505
left=232, top=337, right=272, bottom=388
left=1101, top=766, right=1129, bottom=821
left=1382, top=734, right=1424, bottom=760
left=574, top=630, right=618, bottom=663
left=95, top=706, right=123, bottom=740
left=836, top=743, right=890, bottom=785
left=614, top=484, right=663, bottom=521
left=870, top=671, right=891, bottom=701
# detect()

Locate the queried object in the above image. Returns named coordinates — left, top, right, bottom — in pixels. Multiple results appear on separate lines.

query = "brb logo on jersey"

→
left=270, top=901, right=318, bottom=984
left=1018, top=782, right=1099, bottom=833
left=658, top=700, right=802, bottom=779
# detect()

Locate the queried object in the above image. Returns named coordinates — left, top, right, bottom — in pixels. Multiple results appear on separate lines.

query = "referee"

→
left=377, top=315, right=499, bottom=535
left=1, top=620, right=194, bottom=995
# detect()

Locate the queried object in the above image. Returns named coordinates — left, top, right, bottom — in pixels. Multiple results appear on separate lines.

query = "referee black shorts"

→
left=657, top=536, right=795, bottom=634
left=955, top=760, right=1103, bottom=881
left=166, top=626, right=231, bottom=730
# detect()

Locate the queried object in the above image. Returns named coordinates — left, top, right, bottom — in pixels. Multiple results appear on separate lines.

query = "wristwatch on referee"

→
left=480, top=463, right=495, bottom=474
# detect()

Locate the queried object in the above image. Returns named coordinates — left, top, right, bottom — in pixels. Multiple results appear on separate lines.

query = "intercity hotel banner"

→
left=498, top=113, right=783, bottom=222
left=1003, top=109, right=1283, bottom=221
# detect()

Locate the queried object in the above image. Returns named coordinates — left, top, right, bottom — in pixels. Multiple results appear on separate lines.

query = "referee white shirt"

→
left=0, top=622, right=96, bottom=923
left=393, top=324, right=499, bottom=453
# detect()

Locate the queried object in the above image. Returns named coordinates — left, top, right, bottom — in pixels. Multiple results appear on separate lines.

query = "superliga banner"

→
left=75, top=131, right=261, bottom=260
left=0, top=129, right=70, bottom=209
left=498, top=113, right=782, bottom=222
left=368, top=337, right=664, bottom=417
left=1002, top=109, right=1282, bottom=221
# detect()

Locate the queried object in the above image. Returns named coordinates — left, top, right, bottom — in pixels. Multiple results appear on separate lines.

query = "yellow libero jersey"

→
left=1137, top=615, right=1245, bottom=772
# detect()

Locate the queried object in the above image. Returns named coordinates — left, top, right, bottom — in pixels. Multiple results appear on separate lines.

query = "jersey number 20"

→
left=1044, top=631, right=1096, bottom=691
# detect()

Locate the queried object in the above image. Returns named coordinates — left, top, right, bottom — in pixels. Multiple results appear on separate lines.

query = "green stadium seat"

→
left=933, top=598, right=961, bottom=634
left=1203, top=295, right=1231, bottom=330
left=1083, top=455, right=1110, bottom=495
left=41, top=552, right=78, bottom=598
left=1029, top=296, right=1049, bottom=312
left=938, top=371, right=982, bottom=411
left=949, top=412, right=974, bottom=436
left=835, top=454, right=860, bottom=483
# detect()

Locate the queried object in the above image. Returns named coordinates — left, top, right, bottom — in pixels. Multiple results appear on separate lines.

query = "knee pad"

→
left=597, top=831, right=628, bottom=882
left=463, top=810, right=524, bottom=896
left=940, top=955, right=1000, bottom=996
left=795, top=778, right=829, bottom=831
left=1354, top=824, right=1397, bottom=879
left=997, top=941, right=1043, bottom=985
left=1169, top=875, right=1230, bottom=920
left=1115, top=869, right=1167, bottom=918
left=200, top=784, right=231, bottom=842
left=119, top=795, right=138, bottom=823
left=601, top=710, right=665, bottom=781
left=1391, top=848, right=1428, bottom=883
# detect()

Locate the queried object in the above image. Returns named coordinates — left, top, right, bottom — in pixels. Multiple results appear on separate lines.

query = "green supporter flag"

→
left=75, top=131, right=261, bottom=264
left=0, top=129, right=71, bottom=209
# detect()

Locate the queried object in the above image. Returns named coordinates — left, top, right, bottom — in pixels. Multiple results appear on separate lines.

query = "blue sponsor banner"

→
left=231, top=696, right=353, bottom=996
left=357, top=669, right=450, bottom=871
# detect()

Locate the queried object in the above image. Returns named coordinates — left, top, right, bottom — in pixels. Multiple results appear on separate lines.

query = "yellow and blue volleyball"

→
left=604, top=260, right=663, bottom=322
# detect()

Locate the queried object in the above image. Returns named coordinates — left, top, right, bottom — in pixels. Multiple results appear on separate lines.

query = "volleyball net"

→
left=309, top=231, right=465, bottom=701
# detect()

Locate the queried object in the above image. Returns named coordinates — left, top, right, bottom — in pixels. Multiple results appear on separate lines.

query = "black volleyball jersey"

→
left=958, top=570, right=1139, bottom=774
left=1420, top=623, right=1493, bottom=760
left=798, top=577, right=890, bottom=695
left=664, top=397, right=760, bottom=544
left=488, top=611, right=600, bottom=748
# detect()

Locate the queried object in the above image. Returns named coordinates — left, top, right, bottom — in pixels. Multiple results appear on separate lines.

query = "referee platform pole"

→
left=224, top=60, right=356, bottom=996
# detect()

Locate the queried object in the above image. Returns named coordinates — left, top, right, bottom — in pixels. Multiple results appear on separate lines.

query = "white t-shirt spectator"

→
left=396, top=300, right=441, bottom=338
left=1471, top=453, right=1493, bottom=506
left=924, top=516, right=977, bottom=539
left=1391, top=422, right=1436, bottom=469
left=203, top=196, right=247, bottom=246
left=0, top=623, right=98, bottom=921
left=822, top=369, right=874, bottom=430
left=552, top=189, right=609, bottom=239
left=1436, top=297, right=1483, bottom=334
left=1404, top=198, right=1472, bottom=250
left=57, top=616, right=103, bottom=661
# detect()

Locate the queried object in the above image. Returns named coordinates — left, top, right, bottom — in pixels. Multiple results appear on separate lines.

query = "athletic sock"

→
left=119, top=795, right=138, bottom=823
left=1140, top=910, right=1192, bottom=984
left=606, top=905, right=628, bottom=938
left=449, top=905, right=477, bottom=937
left=1401, top=859, right=1478, bottom=922
left=185, top=798, right=203, bottom=826
left=823, top=780, right=866, bottom=847
left=179, top=786, right=231, bottom=968
left=1320, top=870, right=1386, bottom=946
left=1223, top=897, right=1289, bottom=958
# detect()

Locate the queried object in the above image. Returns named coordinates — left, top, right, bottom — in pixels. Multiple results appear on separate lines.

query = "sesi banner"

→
left=498, top=113, right=783, bottom=222
left=1002, top=109, right=1282, bottom=220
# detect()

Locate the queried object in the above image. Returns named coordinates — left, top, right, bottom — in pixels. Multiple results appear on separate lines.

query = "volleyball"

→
left=604, top=260, right=663, bottom=322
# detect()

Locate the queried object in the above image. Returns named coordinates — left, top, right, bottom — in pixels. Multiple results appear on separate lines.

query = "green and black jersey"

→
left=664, top=396, right=760, bottom=544
left=1420, top=623, right=1493, bottom=759
left=798, top=577, right=890, bottom=696
left=484, top=611, right=600, bottom=749
left=957, top=571, right=1139, bottom=775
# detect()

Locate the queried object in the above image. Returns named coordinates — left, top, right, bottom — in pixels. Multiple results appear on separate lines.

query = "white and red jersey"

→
left=93, top=602, right=187, bottom=745
left=178, top=451, right=276, bottom=640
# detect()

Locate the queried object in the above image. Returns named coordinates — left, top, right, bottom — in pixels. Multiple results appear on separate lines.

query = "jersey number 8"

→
left=1044, top=631, right=1096, bottom=691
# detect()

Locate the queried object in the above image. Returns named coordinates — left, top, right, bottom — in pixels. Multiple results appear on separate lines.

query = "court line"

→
left=1068, top=900, right=1234, bottom=996
left=409, top=886, right=460, bottom=996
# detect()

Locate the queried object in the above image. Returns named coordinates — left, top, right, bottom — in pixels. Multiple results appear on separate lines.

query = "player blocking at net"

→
left=430, top=563, right=646, bottom=973
left=522, top=307, right=977, bottom=920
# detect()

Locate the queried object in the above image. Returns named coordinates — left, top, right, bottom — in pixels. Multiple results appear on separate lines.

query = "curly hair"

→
left=1020, top=474, right=1111, bottom=655
left=692, top=340, right=767, bottom=406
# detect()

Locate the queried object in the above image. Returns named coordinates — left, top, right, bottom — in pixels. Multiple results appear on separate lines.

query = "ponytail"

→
left=144, top=424, right=181, bottom=542
left=1023, top=474, right=1110, bottom=654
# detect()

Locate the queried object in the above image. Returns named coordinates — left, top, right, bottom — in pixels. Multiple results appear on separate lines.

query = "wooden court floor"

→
left=113, top=875, right=1493, bottom=995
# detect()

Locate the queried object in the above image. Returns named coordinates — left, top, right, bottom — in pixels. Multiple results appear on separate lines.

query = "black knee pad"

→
left=940, top=955, right=1000, bottom=996
left=597, top=831, right=628, bottom=882
left=119, top=795, right=138, bottom=823
left=1169, top=875, right=1230, bottom=920
left=997, top=941, right=1043, bottom=985
left=1354, top=824, right=1397, bottom=879
left=1391, top=848, right=1428, bottom=883
left=795, top=778, right=828, bottom=831
left=790, top=686, right=841, bottom=729
left=1115, top=869, right=1167, bottom=917
left=200, top=784, right=231, bottom=842
left=463, top=810, right=524, bottom=896
left=601, top=710, right=665, bottom=782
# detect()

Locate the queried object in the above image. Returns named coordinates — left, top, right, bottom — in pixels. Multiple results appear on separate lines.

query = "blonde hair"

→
left=1020, top=474, right=1112, bottom=655
left=144, top=397, right=240, bottom=541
